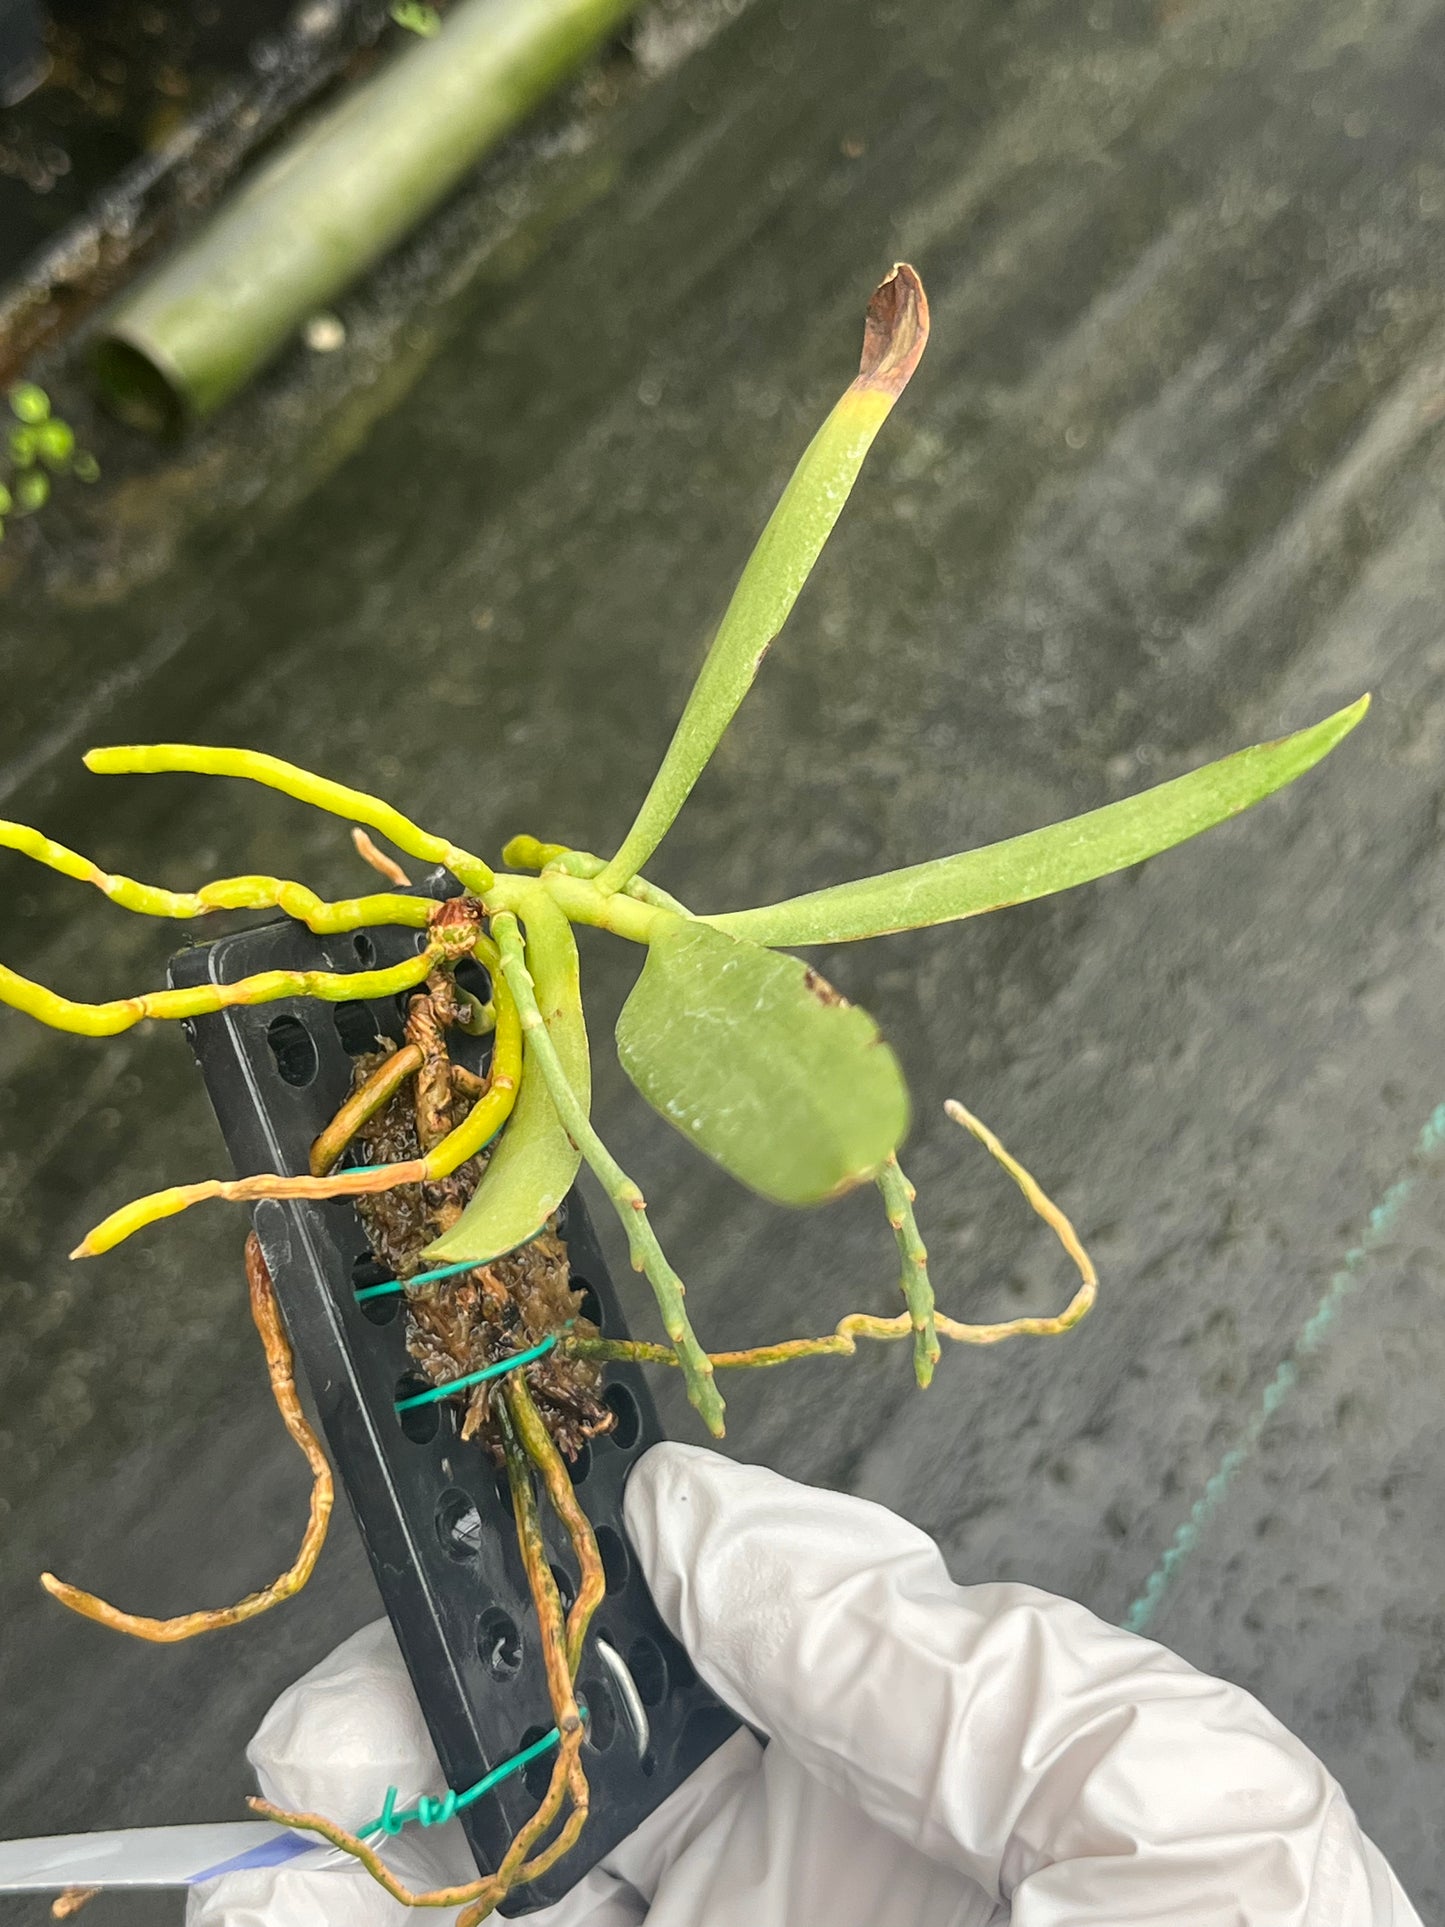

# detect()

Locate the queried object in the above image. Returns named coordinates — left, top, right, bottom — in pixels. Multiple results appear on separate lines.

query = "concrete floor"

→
left=2, top=0, right=1443, bottom=1916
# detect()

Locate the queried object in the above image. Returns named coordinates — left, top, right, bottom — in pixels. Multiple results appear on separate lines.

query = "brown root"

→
left=51, top=1889, right=99, bottom=1919
left=504, top=1377, right=605, bottom=1676
left=41, top=1234, right=333, bottom=1641
left=252, top=1351, right=597, bottom=1921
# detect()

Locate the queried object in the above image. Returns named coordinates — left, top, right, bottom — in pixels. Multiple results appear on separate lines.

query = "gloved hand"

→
left=188, top=1442, right=1422, bottom=1927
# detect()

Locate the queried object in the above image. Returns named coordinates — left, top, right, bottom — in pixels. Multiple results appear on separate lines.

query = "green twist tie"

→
left=361, top=1714, right=583, bottom=1839
left=394, top=1334, right=560, bottom=1412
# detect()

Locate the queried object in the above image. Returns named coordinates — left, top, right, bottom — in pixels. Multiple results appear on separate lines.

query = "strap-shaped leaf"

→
left=616, top=919, right=909, bottom=1205
left=425, top=891, right=589, bottom=1264
left=707, top=696, right=1368, bottom=947
left=596, top=265, right=929, bottom=894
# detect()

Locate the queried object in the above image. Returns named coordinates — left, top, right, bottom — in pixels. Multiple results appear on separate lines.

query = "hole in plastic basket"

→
left=454, top=956, right=491, bottom=1003
left=580, top=1675, right=616, bottom=1753
left=519, top=1726, right=552, bottom=1802
left=353, top=933, right=377, bottom=969
left=266, top=1014, right=318, bottom=1087
left=550, top=1563, right=576, bottom=1612
left=595, top=1525, right=629, bottom=1594
left=639, top=1750, right=656, bottom=1778
left=565, top=1441, right=591, bottom=1487
left=477, top=1608, right=523, bottom=1679
left=395, top=987, right=423, bottom=1030
left=395, top=1373, right=440, bottom=1444
left=627, top=1635, right=667, bottom=1707
left=573, top=1278, right=604, bottom=1331
left=493, top=1469, right=515, bottom=1519
left=436, top=1488, right=483, bottom=1562
left=352, top=1254, right=400, bottom=1325
left=334, top=1000, right=382, bottom=1056
left=604, top=1383, right=640, bottom=1451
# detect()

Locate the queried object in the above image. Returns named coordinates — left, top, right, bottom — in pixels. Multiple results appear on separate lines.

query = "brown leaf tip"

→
left=857, top=263, right=930, bottom=397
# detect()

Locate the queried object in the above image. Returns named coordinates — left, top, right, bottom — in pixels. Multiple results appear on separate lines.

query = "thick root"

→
left=72, top=943, right=522, bottom=1256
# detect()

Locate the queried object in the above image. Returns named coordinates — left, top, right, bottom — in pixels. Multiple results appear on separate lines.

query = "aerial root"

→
left=1, top=945, right=441, bottom=1041
left=40, top=1234, right=333, bottom=1641
left=352, top=826, right=412, bottom=887
left=0, top=815, right=433, bottom=932
left=84, top=741, right=494, bottom=894
left=490, top=911, right=726, bottom=1437
left=938, top=1097, right=1097, bottom=1338
left=504, top=1377, right=605, bottom=1676
left=72, top=941, right=523, bottom=1255
left=568, top=1098, right=1096, bottom=1373
left=310, top=1043, right=425, bottom=1176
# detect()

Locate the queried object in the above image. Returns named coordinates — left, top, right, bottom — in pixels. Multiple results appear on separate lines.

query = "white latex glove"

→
left=189, top=1443, right=1422, bottom=1927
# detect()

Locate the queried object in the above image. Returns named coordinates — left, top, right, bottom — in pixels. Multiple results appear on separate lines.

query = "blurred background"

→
left=1, top=0, right=1443, bottom=1917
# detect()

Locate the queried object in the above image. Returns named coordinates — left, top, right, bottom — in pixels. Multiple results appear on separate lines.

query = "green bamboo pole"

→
left=92, top=0, right=642, bottom=430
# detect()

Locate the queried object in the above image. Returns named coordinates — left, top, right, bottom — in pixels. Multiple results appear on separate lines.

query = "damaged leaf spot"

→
left=802, top=966, right=848, bottom=1008
left=855, top=262, right=930, bottom=399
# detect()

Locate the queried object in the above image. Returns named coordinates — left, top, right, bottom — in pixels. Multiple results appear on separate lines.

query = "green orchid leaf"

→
left=597, top=264, right=929, bottom=895
left=708, top=696, right=1369, bottom=947
left=615, top=919, right=909, bottom=1205
left=425, top=892, right=589, bottom=1264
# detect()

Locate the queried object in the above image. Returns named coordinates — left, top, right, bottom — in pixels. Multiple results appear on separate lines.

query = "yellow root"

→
left=72, top=941, right=523, bottom=1255
left=0, top=817, right=431, bottom=931
left=0, top=947, right=441, bottom=1040
left=84, top=743, right=494, bottom=894
left=41, top=1234, right=333, bottom=1640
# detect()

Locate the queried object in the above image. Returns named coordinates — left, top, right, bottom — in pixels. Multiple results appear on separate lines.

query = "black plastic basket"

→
left=169, top=883, right=737, bottom=1911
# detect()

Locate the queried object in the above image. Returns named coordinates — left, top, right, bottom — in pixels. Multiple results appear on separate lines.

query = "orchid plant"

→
left=0, top=266, right=1366, bottom=1917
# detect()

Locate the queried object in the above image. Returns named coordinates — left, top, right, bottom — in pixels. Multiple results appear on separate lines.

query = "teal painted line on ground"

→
left=1123, top=1102, right=1445, bottom=1636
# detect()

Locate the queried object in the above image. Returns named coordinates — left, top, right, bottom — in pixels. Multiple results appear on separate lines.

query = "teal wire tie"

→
left=355, top=1256, right=478, bottom=1302
left=359, top=1712, right=582, bottom=1839
left=354, top=1228, right=548, bottom=1303
left=394, top=1334, right=559, bottom=1412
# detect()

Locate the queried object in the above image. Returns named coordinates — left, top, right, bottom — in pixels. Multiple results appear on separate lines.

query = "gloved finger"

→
left=187, top=1617, right=478, bottom=1923
left=624, top=1443, right=1421, bottom=1924
left=186, top=1857, right=441, bottom=1926
left=243, top=1617, right=475, bottom=1895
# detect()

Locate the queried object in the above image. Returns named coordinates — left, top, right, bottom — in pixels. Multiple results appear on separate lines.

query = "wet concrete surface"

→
left=3, top=0, right=1445, bottom=1916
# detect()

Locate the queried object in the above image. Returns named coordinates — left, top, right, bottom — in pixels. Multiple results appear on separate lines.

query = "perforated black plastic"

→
left=169, top=891, right=738, bottom=1911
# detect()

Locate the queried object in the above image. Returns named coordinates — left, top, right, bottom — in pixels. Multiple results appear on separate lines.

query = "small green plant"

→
left=390, top=0, right=443, bottom=35
left=0, top=268, right=1367, bottom=1916
left=0, top=383, right=98, bottom=537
